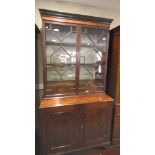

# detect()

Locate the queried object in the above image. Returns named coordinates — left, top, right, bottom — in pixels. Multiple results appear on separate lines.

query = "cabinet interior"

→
left=44, top=23, right=109, bottom=96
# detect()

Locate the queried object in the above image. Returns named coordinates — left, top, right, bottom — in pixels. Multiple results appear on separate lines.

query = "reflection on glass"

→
left=47, top=66, right=76, bottom=82
left=79, top=27, right=108, bottom=93
left=45, top=24, right=77, bottom=95
left=46, top=45, right=76, bottom=64
left=44, top=23, right=109, bottom=96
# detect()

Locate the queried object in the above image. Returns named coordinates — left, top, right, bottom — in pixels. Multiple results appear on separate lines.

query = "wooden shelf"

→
left=45, top=63, right=76, bottom=67
left=46, top=41, right=106, bottom=49
left=45, top=63, right=105, bottom=67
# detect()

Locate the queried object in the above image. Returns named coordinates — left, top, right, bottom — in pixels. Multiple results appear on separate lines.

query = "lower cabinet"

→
left=40, top=101, right=114, bottom=155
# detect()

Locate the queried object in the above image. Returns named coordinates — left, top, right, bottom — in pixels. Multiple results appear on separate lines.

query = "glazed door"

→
left=44, top=23, right=77, bottom=96
left=43, top=22, right=110, bottom=97
left=40, top=105, right=80, bottom=154
left=80, top=102, right=113, bottom=147
left=79, top=26, right=109, bottom=94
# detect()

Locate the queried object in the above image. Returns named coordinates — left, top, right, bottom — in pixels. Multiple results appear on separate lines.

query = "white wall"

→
left=35, top=0, right=120, bottom=30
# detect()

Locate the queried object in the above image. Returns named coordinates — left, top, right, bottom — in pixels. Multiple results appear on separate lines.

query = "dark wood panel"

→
left=40, top=105, right=80, bottom=155
left=85, top=146, right=120, bottom=155
left=112, top=116, right=120, bottom=146
left=106, top=26, right=120, bottom=146
left=35, top=24, right=40, bottom=155
left=39, top=9, right=113, bottom=23
left=76, top=25, right=81, bottom=94
left=115, top=104, right=120, bottom=115
left=66, top=146, right=120, bottom=155
left=81, top=102, right=113, bottom=148
left=106, top=26, right=120, bottom=104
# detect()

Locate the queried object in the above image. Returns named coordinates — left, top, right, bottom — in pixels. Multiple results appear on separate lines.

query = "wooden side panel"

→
left=107, top=26, right=120, bottom=103
left=40, top=105, right=80, bottom=155
left=112, top=115, right=120, bottom=146
left=81, top=102, right=113, bottom=147
left=106, top=26, right=120, bottom=146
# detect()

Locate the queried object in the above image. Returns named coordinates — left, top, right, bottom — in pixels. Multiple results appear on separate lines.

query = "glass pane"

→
left=79, top=27, right=108, bottom=94
left=47, top=66, right=76, bottom=82
left=46, top=45, right=76, bottom=64
left=45, top=23, right=77, bottom=95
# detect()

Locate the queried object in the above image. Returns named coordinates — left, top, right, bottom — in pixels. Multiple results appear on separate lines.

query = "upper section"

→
left=39, top=9, right=113, bottom=26
left=40, top=9, right=112, bottom=97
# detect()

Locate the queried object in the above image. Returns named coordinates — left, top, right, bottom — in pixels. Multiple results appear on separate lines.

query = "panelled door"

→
left=80, top=102, right=113, bottom=147
left=40, top=105, right=80, bottom=154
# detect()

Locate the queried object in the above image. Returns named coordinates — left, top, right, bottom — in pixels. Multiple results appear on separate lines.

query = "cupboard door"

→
left=81, top=102, right=113, bottom=147
left=40, top=105, right=80, bottom=154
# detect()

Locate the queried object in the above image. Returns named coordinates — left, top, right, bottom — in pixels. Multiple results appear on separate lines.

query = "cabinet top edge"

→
left=39, top=9, right=113, bottom=24
left=40, top=93, right=114, bottom=109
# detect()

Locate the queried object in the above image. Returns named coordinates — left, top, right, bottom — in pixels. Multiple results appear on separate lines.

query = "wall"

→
left=35, top=0, right=120, bottom=30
